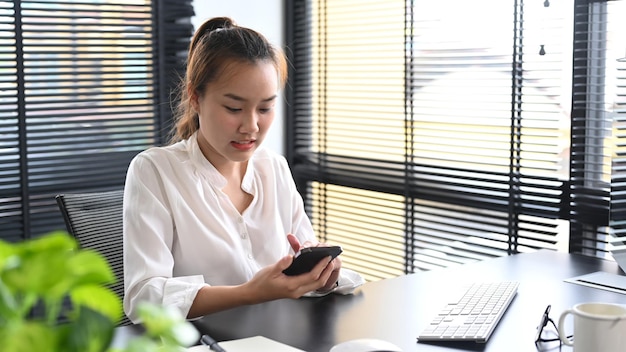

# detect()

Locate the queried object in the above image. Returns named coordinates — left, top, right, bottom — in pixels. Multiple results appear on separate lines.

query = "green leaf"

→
left=67, top=249, right=116, bottom=286
left=0, top=280, right=18, bottom=320
left=0, top=240, right=18, bottom=270
left=2, top=252, right=68, bottom=296
left=19, top=231, right=77, bottom=255
left=0, top=232, right=140, bottom=352
left=61, top=306, right=115, bottom=352
left=137, top=303, right=199, bottom=347
left=2, top=232, right=76, bottom=295
left=70, top=284, right=122, bottom=324
left=0, top=320, right=58, bottom=352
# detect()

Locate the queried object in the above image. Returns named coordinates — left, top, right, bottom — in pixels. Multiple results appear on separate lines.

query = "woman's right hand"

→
left=242, top=254, right=336, bottom=303
left=188, top=254, right=337, bottom=318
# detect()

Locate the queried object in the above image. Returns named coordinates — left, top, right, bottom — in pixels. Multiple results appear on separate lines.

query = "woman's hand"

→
left=243, top=253, right=335, bottom=302
left=286, top=233, right=342, bottom=292
left=287, top=233, right=317, bottom=252
left=189, top=235, right=343, bottom=318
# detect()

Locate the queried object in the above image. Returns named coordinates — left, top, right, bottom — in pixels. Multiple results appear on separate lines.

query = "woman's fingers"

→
left=286, top=233, right=302, bottom=252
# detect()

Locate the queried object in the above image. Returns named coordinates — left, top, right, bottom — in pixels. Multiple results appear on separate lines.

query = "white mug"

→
left=558, top=302, right=626, bottom=352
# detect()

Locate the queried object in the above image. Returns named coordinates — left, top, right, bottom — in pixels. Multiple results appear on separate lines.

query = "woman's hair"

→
left=170, top=17, right=288, bottom=143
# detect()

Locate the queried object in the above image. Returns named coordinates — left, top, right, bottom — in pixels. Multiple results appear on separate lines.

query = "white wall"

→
left=191, top=0, right=285, bottom=155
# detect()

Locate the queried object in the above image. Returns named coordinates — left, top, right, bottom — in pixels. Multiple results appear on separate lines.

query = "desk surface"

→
left=116, top=250, right=626, bottom=352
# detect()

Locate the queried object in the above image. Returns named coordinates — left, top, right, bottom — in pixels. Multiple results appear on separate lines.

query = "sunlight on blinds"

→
left=410, top=0, right=571, bottom=180
left=311, top=0, right=406, bottom=161
left=311, top=182, right=406, bottom=281
left=607, top=1, right=626, bottom=258
left=292, top=0, right=622, bottom=273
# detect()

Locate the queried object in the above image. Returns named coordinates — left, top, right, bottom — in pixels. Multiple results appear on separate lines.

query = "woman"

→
left=123, top=17, right=364, bottom=323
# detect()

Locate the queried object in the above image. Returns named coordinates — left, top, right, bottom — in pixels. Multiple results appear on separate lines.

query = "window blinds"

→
left=604, top=0, right=626, bottom=257
left=287, top=0, right=623, bottom=280
left=0, top=0, right=193, bottom=241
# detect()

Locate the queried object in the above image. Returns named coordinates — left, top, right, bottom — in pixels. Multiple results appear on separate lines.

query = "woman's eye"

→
left=225, top=106, right=241, bottom=112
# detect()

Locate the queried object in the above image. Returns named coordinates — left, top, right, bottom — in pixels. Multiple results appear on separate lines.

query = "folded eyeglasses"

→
left=535, top=305, right=573, bottom=347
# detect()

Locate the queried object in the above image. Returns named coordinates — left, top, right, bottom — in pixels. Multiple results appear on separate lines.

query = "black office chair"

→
left=55, top=189, right=132, bottom=326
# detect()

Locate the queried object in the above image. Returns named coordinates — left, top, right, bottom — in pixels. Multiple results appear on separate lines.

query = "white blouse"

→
left=123, top=133, right=363, bottom=323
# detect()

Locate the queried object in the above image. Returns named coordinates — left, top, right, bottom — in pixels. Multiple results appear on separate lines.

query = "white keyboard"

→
left=417, top=281, right=519, bottom=343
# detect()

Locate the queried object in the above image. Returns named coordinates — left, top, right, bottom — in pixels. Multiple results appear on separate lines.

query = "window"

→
left=0, top=0, right=193, bottom=241
left=286, top=0, right=626, bottom=281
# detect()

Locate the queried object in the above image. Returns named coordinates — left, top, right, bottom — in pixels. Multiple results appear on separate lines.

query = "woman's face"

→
left=192, top=60, right=278, bottom=168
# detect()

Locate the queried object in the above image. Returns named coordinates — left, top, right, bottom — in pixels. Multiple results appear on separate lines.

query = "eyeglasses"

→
left=535, top=305, right=573, bottom=346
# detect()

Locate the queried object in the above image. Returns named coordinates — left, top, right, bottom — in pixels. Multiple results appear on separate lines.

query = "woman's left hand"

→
left=287, top=233, right=342, bottom=292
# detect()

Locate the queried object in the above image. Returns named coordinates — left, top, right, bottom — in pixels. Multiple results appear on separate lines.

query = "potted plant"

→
left=0, top=231, right=198, bottom=352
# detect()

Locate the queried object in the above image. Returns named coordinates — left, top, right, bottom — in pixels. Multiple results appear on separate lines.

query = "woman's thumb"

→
left=279, top=254, right=294, bottom=271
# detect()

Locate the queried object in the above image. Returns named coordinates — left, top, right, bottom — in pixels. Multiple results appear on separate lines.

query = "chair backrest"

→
left=55, top=190, right=132, bottom=326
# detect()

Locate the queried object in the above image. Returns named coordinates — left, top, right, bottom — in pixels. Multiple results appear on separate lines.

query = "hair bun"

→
left=189, top=17, right=236, bottom=53
left=204, top=17, right=235, bottom=33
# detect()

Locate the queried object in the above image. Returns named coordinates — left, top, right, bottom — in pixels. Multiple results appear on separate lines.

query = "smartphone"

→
left=282, top=246, right=343, bottom=276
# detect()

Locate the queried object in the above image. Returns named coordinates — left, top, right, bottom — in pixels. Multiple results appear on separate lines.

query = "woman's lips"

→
left=231, top=140, right=255, bottom=151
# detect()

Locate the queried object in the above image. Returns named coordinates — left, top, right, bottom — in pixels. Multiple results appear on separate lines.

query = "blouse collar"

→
left=186, top=132, right=256, bottom=193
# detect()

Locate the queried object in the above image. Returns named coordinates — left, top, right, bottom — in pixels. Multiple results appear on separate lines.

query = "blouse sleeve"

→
left=122, top=154, right=206, bottom=323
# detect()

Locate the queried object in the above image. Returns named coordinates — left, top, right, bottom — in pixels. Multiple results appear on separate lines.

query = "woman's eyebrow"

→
left=223, top=93, right=277, bottom=102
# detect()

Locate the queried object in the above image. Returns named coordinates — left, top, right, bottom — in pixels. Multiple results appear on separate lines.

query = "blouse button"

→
left=247, top=253, right=253, bottom=260
left=241, top=232, right=247, bottom=239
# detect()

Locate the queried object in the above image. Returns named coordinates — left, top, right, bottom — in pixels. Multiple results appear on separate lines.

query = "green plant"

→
left=113, top=303, right=200, bottom=352
left=0, top=231, right=198, bottom=352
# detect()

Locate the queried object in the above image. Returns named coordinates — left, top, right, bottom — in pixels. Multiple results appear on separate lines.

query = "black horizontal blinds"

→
left=1, top=0, right=27, bottom=242
left=570, top=0, right=621, bottom=256
left=289, top=0, right=408, bottom=281
left=25, top=0, right=155, bottom=239
left=408, top=0, right=572, bottom=269
left=311, top=183, right=407, bottom=281
left=288, top=0, right=621, bottom=279
left=606, top=1, right=626, bottom=256
left=0, top=0, right=193, bottom=241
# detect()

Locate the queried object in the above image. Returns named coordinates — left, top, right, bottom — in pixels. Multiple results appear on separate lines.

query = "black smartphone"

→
left=282, top=246, right=343, bottom=276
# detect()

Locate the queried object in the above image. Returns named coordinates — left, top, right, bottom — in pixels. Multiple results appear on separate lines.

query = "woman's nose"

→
left=239, top=111, right=260, bottom=134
